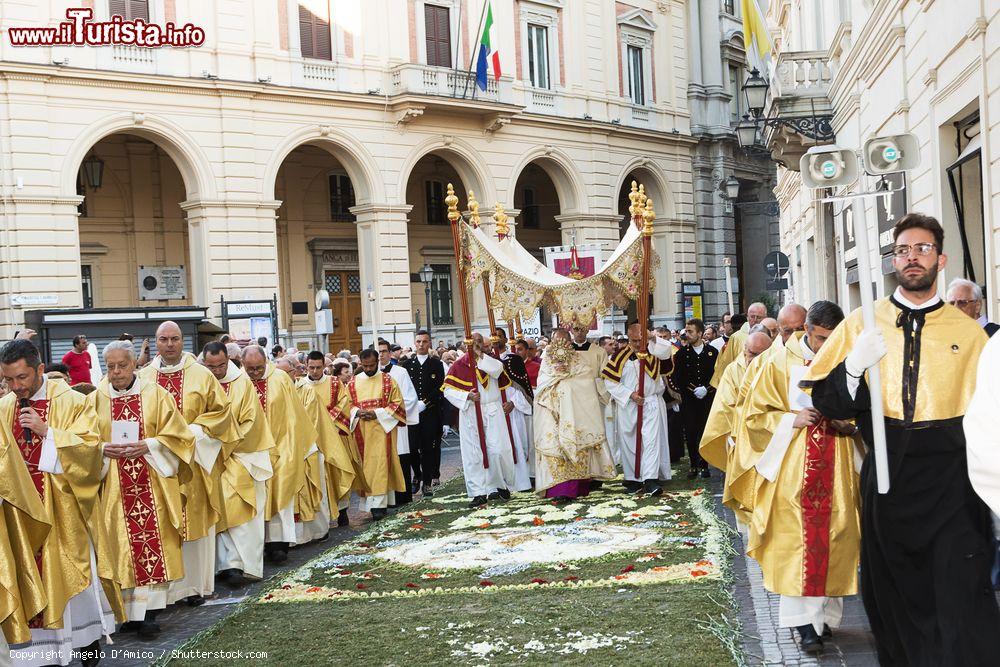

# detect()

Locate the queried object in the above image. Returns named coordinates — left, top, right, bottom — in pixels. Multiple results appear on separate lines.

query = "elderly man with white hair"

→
left=947, top=278, right=998, bottom=337
left=89, top=340, right=193, bottom=639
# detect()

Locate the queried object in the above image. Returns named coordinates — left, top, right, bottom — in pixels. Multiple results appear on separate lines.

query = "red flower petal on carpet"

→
left=356, top=583, right=367, bottom=589
left=621, top=565, right=635, bottom=573
left=479, top=580, right=495, bottom=587
left=533, top=517, right=545, bottom=526
left=405, top=583, right=419, bottom=588
left=531, top=578, right=548, bottom=584
left=690, top=570, right=708, bottom=577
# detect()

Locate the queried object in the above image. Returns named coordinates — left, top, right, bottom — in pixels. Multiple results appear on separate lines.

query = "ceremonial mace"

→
left=446, top=184, right=490, bottom=467
left=492, top=203, right=520, bottom=347
left=467, top=191, right=518, bottom=465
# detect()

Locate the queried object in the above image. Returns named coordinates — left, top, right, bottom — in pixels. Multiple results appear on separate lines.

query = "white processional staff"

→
left=367, top=282, right=379, bottom=349
left=847, top=199, right=890, bottom=493
left=723, top=257, right=735, bottom=316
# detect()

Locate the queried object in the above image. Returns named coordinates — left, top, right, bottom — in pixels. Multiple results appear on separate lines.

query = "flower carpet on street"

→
left=170, top=473, right=743, bottom=665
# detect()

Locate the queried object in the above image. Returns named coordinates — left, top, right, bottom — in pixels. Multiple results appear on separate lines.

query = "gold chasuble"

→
left=0, top=501, right=47, bottom=645
left=140, top=353, right=237, bottom=541
left=346, top=372, right=407, bottom=497
left=294, top=386, right=324, bottom=523
left=297, top=376, right=364, bottom=504
left=217, top=367, right=275, bottom=532
left=742, top=333, right=861, bottom=597
left=250, top=364, right=315, bottom=521
left=89, top=377, right=193, bottom=591
left=699, top=354, right=748, bottom=471
left=710, top=330, right=747, bottom=388
left=0, top=379, right=122, bottom=637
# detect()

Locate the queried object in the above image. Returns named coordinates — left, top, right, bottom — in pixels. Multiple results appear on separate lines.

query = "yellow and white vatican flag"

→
left=741, top=0, right=773, bottom=76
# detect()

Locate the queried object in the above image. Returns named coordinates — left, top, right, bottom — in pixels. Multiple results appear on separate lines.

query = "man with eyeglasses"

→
left=946, top=277, right=999, bottom=337
left=801, top=214, right=999, bottom=665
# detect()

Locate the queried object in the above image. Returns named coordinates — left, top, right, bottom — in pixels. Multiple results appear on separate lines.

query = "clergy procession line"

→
left=3, top=212, right=1000, bottom=665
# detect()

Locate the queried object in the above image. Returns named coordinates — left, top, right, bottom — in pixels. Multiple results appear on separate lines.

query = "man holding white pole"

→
left=802, top=213, right=1000, bottom=665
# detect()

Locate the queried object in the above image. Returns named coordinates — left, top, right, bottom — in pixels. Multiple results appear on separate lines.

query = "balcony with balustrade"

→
left=761, top=50, right=836, bottom=169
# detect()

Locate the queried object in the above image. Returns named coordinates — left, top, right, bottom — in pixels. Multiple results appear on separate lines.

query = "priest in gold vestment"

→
left=298, top=351, right=362, bottom=528
left=200, top=342, right=274, bottom=586
left=741, top=302, right=861, bottom=652
left=139, top=321, right=237, bottom=605
left=90, top=341, right=193, bottom=639
left=240, top=346, right=316, bottom=563
left=0, top=339, right=119, bottom=667
left=699, top=331, right=774, bottom=474
left=345, top=349, right=407, bottom=521
left=534, top=330, right=615, bottom=499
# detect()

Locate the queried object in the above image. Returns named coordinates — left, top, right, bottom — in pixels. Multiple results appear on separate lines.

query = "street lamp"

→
left=742, top=68, right=769, bottom=118
left=722, top=176, right=741, bottom=201
left=82, top=152, right=104, bottom=189
left=419, top=263, right=435, bottom=338
left=735, top=114, right=759, bottom=148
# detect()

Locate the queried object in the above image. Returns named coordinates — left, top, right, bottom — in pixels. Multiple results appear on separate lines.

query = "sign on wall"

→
left=138, top=265, right=187, bottom=300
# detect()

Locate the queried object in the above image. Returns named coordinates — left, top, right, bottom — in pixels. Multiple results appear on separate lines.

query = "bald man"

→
left=139, top=321, right=237, bottom=606
left=760, top=318, right=779, bottom=340
left=776, top=304, right=808, bottom=344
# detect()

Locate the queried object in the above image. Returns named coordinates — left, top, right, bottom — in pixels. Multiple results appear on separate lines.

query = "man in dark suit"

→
left=402, top=330, right=445, bottom=496
left=671, top=318, right=719, bottom=479
left=947, top=278, right=999, bottom=337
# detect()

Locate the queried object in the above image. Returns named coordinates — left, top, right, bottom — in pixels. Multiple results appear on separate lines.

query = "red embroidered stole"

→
left=14, top=398, right=49, bottom=627
left=327, top=379, right=350, bottom=430
left=347, top=373, right=402, bottom=461
left=111, top=393, right=168, bottom=586
left=156, top=369, right=184, bottom=411
left=221, top=381, right=232, bottom=396
left=251, top=379, right=267, bottom=414
left=800, top=359, right=836, bottom=596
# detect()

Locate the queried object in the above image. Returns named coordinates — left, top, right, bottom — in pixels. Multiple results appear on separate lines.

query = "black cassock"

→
left=804, top=296, right=1000, bottom=666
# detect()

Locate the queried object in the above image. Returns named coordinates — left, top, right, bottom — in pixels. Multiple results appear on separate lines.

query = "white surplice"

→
left=443, top=354, right=516, bottom=497
left=605, top=339, right=674, bottom=482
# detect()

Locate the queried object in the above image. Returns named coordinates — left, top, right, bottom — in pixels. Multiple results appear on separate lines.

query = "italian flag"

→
left=475, top=2, right=501, bottom=91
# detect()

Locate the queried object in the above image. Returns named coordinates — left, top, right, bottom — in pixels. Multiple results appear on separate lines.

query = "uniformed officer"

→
left=670, top=318, right=719, bottom=478
left=401, top=330, right=446, bottom=495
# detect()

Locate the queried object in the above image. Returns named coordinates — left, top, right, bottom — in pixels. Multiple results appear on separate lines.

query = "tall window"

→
left=430, top=264, right=454, bottom=325
left=724, top=0, right=736, bottom=15
left=109, top=0, right=149, bottom=20
left=521, top=188, right=539, bottom=229
left=527, top=24, right=550, bottom=89
left=328, top=174, right=356, bottom=221
left=299, top=2, right=332, bottom=60
left=81, top=265, right=94, bottom=309
left=425, top=181, right=448, bottom=225
left=424, top=4, right=452, bottom=67
left=627, top=45, right=645, bottom=106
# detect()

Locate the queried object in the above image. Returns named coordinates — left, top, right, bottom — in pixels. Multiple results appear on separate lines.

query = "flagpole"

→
left=461, top=0, right=491, bottom=100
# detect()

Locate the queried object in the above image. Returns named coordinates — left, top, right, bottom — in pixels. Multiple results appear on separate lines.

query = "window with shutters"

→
left=430, top=264, right=454, bottom=325
left=424, top=4, right=452, bottom=68
left=527, top=24, right=550, bottom=89
left=298, top=2, right=332, bottom=61
left=627, top=45, right=645, bottom=106
left=521, top=188, right=539, bottom=229
left=328, top=174, right=356, bottom=222
left=108, top=0, right=149, bottom=20
left=425, top=181, right=447, bottom=225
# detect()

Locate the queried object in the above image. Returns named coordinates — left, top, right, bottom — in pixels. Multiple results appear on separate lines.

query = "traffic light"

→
left=862, top=133, right=920, bottom=175
left=799, top=145, right=859, bottom=189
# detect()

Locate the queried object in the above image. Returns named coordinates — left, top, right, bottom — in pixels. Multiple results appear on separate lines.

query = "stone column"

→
left=0, top=195, right=84, bottom=337
left=351, top=203, right=415, bottom=347
left=180, top=199, right=282, bottom=322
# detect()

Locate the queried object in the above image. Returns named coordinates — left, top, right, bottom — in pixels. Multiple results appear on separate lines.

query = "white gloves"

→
left=845, top=328, right=887, bottom=377
left=693, top=386, right=708, bottom=400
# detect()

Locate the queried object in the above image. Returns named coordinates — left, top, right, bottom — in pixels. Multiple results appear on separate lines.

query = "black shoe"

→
left=268, top=545, right=289, bottom=564
left=796, top=624, right=823, bottom=654
left=316, top=532, right=330, bottom=542
left=468, top=495, right=488, bottom=508
left=137, top=621, right=161, bottom=640
left=686, top=468, right=698, bottom=480
left=337, top=510, right=350, bottom=527
left=487, top=491, right=501, bottom=501
left=699, top=468, right=711, bottom=479
left=623, top=481, right=643, bottom=495
left=422, top=483, right=434, bottom=497
left=371, top=508, right=388, bottom=521
left=79, top=639, right=101, bottom=667
left=118, top=621, right=141, bottom=633
left=643, top=481, right=663, bottom=497
left=185, top=595, right=206, bottom=607
left=822, top=624, right=832, bottom=638
left=497, top=488, right=511, bottom=500
left=221, top=568, right=244, bottom=588
left=432, top=478, right=441, bottom=487
left=589, top=480, right=604, bottom=491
